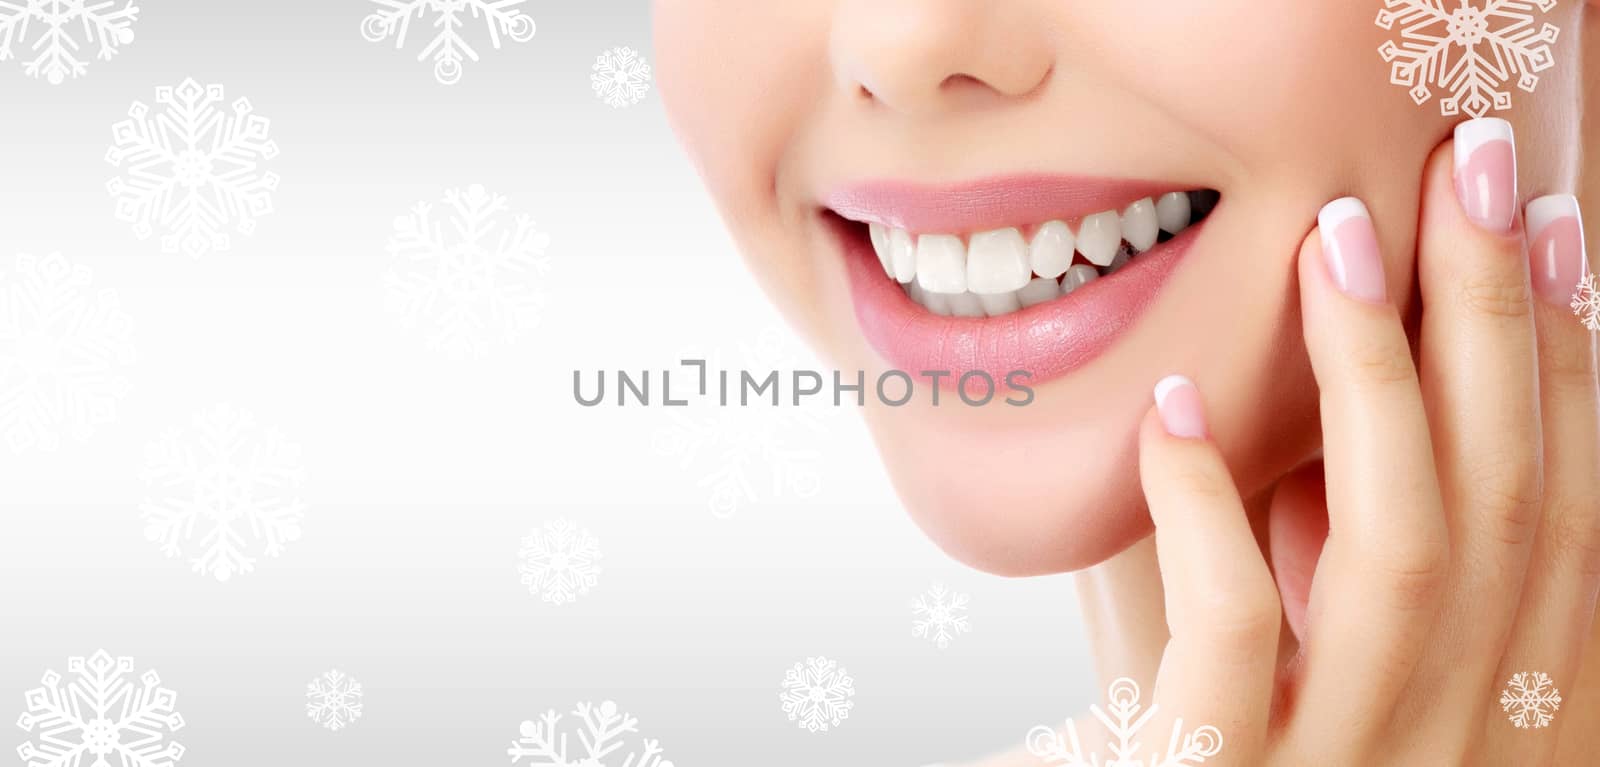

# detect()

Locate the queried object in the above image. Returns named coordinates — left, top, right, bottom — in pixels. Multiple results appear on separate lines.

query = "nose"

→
left=830, top=0, right=1054, bottom=116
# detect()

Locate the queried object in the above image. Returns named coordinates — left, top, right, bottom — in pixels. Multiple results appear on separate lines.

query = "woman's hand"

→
left=1139, top=117, right=1598, bottom=765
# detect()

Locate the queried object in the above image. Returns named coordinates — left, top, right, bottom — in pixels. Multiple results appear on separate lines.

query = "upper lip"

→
left=822, top=174, right=1188, bottom=234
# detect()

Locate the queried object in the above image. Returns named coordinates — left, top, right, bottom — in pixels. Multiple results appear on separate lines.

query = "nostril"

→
left=939, top=73, right=982, bottom=91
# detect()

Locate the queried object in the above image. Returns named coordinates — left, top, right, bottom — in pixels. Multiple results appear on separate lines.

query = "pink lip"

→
left=829, top=178, right=1201, bottom=385
left=823, top=174, right=1178, bottom=234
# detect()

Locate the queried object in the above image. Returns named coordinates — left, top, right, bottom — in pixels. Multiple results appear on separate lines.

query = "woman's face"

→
left=653, top=0, right=1583, bottom=575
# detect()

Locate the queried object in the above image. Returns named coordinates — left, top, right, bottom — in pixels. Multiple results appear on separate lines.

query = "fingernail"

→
left=1317, top=197, right=1388, bottom=304
left=1154, top=375, right=1208, bottom=439
left=1525, top=194, right=1589, bottom=306
left=1454, top=118, right=1518, bottom=233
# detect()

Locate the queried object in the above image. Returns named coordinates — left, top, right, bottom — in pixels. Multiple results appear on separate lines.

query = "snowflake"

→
left=778, top=657, right=855, bottom=733
left=1376, top=0, right=1562, bottom=119
left=1500, top=671, right=1561, bottom=728
left=1572, top=272, right=1599, bottom=332
left=15, top=650, right=186, bottom=767
left=105, top=78, right=280, bottom=257
left=361, top=0, right=535, bottom=85
left=139, top=403, right=306, bottom=582
left=305, top=670, right=363, bottom=732
left=652, top=327, right=826, bottom=518
left=911, top=582, right=971, bottom=649
left=0, top=252, right=134, bottom=453
left=0, top=0, right=139, bottom=84
left=384, top=184, right=550, bottom=360
left=508, top=701, right=671, bottom=767
left=591, top=46, right=652, bottom=108
left=517, top=518, right=601, bottom=605
left=1025, top=677, right=1223, bottom=767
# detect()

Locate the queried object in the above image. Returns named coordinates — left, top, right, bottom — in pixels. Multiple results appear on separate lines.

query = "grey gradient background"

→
left=0, top=2, right=1097, bottom=764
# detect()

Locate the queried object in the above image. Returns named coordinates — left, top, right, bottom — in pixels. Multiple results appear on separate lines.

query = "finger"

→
left=1487, top=196, right=1600, bottom=757
left=1287, top=200, right=1448, bottom=752
left=1267, top=461, right=1328, bottom=645
left=1139, top=375, right=1277, bottom=758
left=1414, top=119, right=1544, bottom=700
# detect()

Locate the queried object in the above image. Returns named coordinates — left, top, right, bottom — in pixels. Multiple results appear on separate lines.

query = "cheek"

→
left=654, top=1, right=830, bottom=224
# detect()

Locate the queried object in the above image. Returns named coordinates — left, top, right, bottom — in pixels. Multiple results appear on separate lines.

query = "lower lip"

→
left=839, top=220, right=1199, bottom=385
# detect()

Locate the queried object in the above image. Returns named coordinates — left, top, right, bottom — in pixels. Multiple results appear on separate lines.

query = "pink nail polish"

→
left=1526, top=194, right=1589, bottom=306
left=1154, top=375, right=1208, bottom=439
left=1317, top=197, right=1389, bottom=304
left=1454, top=118, right=1518, bottom=233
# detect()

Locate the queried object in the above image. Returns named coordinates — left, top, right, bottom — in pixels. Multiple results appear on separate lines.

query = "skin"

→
left=655, top=0, right=1600, bottom=762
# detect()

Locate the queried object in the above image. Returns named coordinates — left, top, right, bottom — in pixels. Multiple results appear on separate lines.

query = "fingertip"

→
left=1152, top=374, right=1208, bottom=440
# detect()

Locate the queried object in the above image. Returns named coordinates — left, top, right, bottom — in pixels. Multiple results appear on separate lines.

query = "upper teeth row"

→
left=868, top=192, right=1196, bottom=295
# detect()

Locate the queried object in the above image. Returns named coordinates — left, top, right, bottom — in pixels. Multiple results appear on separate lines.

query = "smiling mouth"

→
left=854, top=190, right=1218, bottom=318
left=824, top=175, right=1218, bottom=384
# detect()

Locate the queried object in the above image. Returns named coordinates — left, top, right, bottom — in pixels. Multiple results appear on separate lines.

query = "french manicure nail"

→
left=1317, top=197, right=1389, bottom=304
left=1154, top=375, right=1208, bottom=439
left=1454, top=118, right=1518, bottom=233
left=1526, top=194, right=1589, bottom=306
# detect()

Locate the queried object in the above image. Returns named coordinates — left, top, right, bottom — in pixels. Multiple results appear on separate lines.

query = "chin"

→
left=862, top=395, right=1156, bottom=577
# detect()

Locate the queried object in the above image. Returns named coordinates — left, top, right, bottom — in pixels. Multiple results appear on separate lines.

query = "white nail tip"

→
left=1525, top=194, right=1580, bottom=237
left=1153, top=375, right=1194, bottom=407
left=1317, top=197, right=1370, bottom=233
left=1453, top=118, right=1514, bottom=164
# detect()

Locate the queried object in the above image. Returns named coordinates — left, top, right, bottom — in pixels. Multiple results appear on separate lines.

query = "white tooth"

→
left=1156, top=192, right=1192, bottom=234
left=978, top=291, right=1022, bottom=317
left=1017, top=277, right=1060, bottom=308
left=907, top=279, right=927, bottom=305
left=1121, top=198, right=1159, bottom=253
left=966, top=228, right=1030, bottom=294
left=915, top=234, right=967, bottom=294
left=889, top=228, right=917, bottom=283
left=947, top=292, right=985, bottom=318
left=1061, top=264, right=1099, bottom=295
left=869, top=223, right=893, bottom=278
left=1075, top=211, right=1122, bottom=267
left=924, top=290, right=953, bottom=316
left=1029, top=220, right=1075, bottom=279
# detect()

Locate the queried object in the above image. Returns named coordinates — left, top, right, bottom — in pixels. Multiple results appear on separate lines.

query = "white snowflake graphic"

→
left=361, top=0, right=535, bottom=85
left=1572, top=272, right=1599, bottom=332
left=0, top=252, right=134, bottom=453
left=139, top=403, right=306, bottom=582
left=508, top=700, right=672, bottom=767
left=15, top=650, right=186, bottom=767
left=1500, top=671, right=1562, bottom=728
left=911, top=582, right=971, bottom=649
left=778, top=656, right=856, bottom=733
left=105, top=78, right=280, bottom=257
left=305, top=670, right=364, bottom=732
left=384, top=184, right=550, bottom=360
left=591, top=46, right=652, bottom=108
left=1026, top=677, right=1223, bottom=767
left=517, top=518, right=601, bottom=605
left=652, top=327, right=826, bottom=518
left=1376, top=0, right=1562, bottom=119
left=0, top=0, right=139, bottom=84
